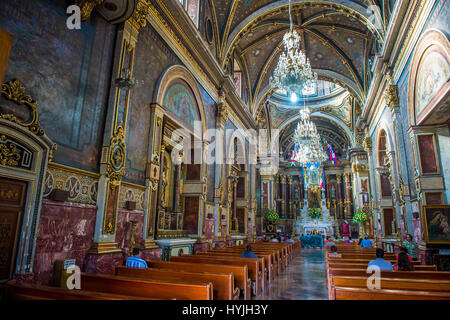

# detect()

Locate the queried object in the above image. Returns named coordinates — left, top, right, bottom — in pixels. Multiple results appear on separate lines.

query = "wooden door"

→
left=0, top=177, right=27, bottom=281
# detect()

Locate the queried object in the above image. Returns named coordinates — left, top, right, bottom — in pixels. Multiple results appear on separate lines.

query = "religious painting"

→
left=416, top=50, right=450, bottom=116
left=423, top=205, right=450, bottom=244
left=380, top=175, right=392, bottom=197
left=417, top=134, right=439, bottom=174
left=163, top=80, right=200, bottom=132
left=361, top=179, right=368, bottom=193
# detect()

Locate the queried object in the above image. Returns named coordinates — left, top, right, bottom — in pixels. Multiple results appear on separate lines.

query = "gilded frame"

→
left=423, top=205, right=450, bottom=245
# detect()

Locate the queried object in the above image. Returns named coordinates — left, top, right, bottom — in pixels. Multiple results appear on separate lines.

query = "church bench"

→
left=338, top=253, right=396, bottom=260
left=327, top=262, right=437, bottom=271
left=330, top=275, right=450, bottom=300
left=326, top=268, right=450, bottom=298
left=198, top=251, right=275, bottom=283
left=4, top=280, right=154, bottom=300
left=208, top=248, right=278, bottom=279
left=327, top=258, right=422, bottom=265
left=115, top=266, right=239, bottom=300
left=239, top=244, right=288, bottom=269
left=80, top=272, right=213, bottom=300
left=333, top=286, right=450, bottom=300
left=145, top=260, right=252, bottom=300
left=170, top=255, right=263, bottom=296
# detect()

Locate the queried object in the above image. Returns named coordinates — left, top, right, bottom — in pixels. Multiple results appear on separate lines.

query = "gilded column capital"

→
left=336, top=174, right=342, bottom=183
left=384, top=84, right=399, bottom=114
left=287, top=176, right=293, bottom=184
left=363, top=136, right=372, bottom=155
left=280, top=174, right=286, bottom=184
left=128, top=0, right=151, bottom=32
left=216, top=101, right=228, bottom=126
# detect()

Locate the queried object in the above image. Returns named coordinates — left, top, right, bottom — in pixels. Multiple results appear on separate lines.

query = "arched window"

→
left=178, top=0, right=199, bottom=28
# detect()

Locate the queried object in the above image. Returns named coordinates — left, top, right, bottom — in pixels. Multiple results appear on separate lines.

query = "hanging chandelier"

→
left=270, top=0, right=317, bottom=97
left=290, top=108, right=327, bottom=165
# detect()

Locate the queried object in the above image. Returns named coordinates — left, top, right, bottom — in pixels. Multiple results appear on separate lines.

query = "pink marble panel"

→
left=84, top=252, right=124, bottom=274
left=115, top=209, right=145, bottom=261
left=203, top=218, right=215, bottom=240
left=193, top=242, right=209, bottom=253
left=142, top=248, right=161, bottom=261
left=32, top=200, right=97, bottom=285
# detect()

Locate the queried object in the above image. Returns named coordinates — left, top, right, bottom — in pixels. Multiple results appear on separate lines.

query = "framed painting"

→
left=423, top=205, right=450, bottom=244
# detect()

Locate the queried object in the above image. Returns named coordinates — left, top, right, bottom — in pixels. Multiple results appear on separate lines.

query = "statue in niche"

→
left=161, top=170, right=167, bottom=208
left=330, top=185, right=336, bottom=200
left=308, top=164, right=319, bottom=185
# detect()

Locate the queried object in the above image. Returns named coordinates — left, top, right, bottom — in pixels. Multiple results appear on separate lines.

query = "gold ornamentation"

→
left=129, top=0, right=151, bottom=31
left=384, top=84, right=399, bottom=113
left=0, top=135, right=20, bottom=166
left=216, top=101, right=228, bottom=125
left=1, top=79, right=44, bottom=136
left=107, top=125, right=126, bottom=186
left=77, top=0, right=105, bottom=21
left=363, top=136, right=372, bottom=155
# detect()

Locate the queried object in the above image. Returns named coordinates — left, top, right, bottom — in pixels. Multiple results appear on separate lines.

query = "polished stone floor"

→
left=253, top=248, right=328, bottom=300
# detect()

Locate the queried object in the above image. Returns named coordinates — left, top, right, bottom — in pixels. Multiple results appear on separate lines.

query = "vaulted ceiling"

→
left=210, top=0, right=394, bottom=157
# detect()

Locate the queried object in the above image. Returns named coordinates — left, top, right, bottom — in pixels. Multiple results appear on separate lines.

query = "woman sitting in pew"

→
left=394, top=251, right=415, bottom=271
left=328, top=246, right=342, bottom=258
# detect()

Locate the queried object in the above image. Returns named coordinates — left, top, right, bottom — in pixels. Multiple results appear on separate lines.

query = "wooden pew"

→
left=327, top=258, right=422, bottom=265
left=328, top=268, right=450, bottom=281
left=198, top=250, right=275, bottom=283
left=145, top=260, right=252, bottom=300
left=332, top=276, right=450, bottom=293
left=4, top=280, right=153, bottom=300
left=334, top=286, right=450, bottom=300
left=171, top=255, right=263, bottom=296
left=80, top=272, right=213, bottom=300
left=328, top=262, right=437, bottom=271
left=115, top=266, right=239, bottom=300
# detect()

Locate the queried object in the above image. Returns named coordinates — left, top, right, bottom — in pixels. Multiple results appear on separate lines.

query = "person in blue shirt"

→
left=367, top=248, right=393, bottom=271
left=126, top=248, right=148, bottom=269
left=241, top=245, right=258, bottom=258
left=360, top=236, right=372, bottom=248
left=285, top=236, right=294, bottom=243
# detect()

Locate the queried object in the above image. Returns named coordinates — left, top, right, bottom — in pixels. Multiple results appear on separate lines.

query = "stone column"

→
left=288, top=175, right=294, bottom=219
left=87, top=6, right=150, bottom=272
left=280, top=174, right=287, bottom=218
left=143, top=103, right=165, bottom=251
left=213, top=95, right=228, bottom=241
left=336, top=173, right=343, bottom=219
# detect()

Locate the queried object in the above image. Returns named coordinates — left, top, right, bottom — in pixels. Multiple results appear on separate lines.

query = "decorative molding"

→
left=0, top=79, right=44, bottom=136
left=107, top=125, right=126, bottom=186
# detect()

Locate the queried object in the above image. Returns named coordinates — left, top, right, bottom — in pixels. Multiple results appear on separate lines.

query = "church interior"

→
left=0, top=0, right=450, bottom=302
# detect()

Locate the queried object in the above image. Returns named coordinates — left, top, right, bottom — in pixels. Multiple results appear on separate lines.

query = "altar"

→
left=296, top=162, right=335, bottom=238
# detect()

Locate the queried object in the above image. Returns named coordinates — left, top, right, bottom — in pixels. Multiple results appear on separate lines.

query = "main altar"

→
left=295, top=162, right=335, bottom=237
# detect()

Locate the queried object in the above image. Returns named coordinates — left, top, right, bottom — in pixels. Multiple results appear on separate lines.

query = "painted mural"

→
left=163, top=80, right=200, bottom=132
left=416, top=51, right=450, bottom=116
left=124, top=24, right=180, bottom=185
left=0, top=0, right=115, bottom=172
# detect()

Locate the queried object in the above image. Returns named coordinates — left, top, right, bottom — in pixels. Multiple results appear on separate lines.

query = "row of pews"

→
left=325, top=243, right=450, bottom=300
left=5, top=240, right=300, bottom=300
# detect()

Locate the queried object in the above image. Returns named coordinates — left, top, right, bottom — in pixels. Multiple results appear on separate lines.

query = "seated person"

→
left=328, top=245, right=342, bottom=258
left=360, top=236, right=373, bottom=248
left=367, top=248, right=394, bottom=271
left=325, top=236, right=336, bottom=245
left=241, top=244, right=258, bottom=258
left=126, top=248, right=147, bottom=269
left=396, top=246, right=412, bottom=263
left=285, top=236, right=294, bottom=243
left=271, top=236, right=279, bottom=242
left=395, top=251, right=414, bottom=271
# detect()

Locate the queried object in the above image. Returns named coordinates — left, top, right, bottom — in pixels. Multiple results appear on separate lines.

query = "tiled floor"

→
left=253, top=248, right=328, bottom=300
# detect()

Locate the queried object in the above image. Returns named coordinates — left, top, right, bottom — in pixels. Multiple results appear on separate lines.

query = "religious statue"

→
left=330, top=185, right=336, bottom=200
left=161, top=170, right=167, bottom=208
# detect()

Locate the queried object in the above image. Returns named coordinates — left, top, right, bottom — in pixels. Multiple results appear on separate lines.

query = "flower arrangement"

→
left=353, top=209, right=367, bottom=223
left=308, top=208, right=322, bottom=219
left=265, top=210, right=280, bottom=224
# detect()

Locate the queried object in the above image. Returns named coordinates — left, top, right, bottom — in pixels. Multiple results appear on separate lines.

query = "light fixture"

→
left=270, top=0, right=317, bottom=96
left=290, top=92, right=298, bottom=103
left=115, top=68, right=141, bottom=89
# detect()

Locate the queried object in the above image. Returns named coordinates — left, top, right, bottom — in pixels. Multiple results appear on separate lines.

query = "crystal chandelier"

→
left=115, top=68, right=142, bottom=90
left=290, top=107, right=327, bottom=165
left=270, top=0, right=317, bottom=97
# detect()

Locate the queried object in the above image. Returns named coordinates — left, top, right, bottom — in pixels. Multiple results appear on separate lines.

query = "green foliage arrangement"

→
left=265, top=209, right=280, bottom=223
left=308, top=207, right=322, bottom=219
left=353, top=209, right=367, bottom=223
